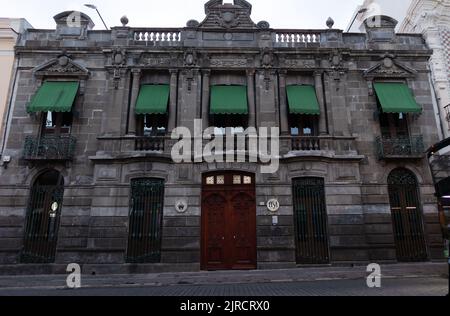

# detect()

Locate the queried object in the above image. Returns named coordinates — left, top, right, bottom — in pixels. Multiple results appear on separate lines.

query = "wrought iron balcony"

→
left=23, top=135, right=77, bottom=161
left=376, top=136, right=424, bottom=160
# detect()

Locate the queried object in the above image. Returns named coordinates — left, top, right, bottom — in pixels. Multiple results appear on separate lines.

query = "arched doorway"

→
left=21, top=170, right=64, bottom=263
left=388, top=168, right=428, bottom=262
left=201, top=172, right=256, bottom=270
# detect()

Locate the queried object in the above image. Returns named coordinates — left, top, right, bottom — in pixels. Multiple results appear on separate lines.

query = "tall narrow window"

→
left=292, top=178, right=330, bottom=264
left=126, top=178, right=165, bottom=263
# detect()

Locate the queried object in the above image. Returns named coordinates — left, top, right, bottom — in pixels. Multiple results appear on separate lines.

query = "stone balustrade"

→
left=133, top=28, right=182, bottom=43
left=274, top=30, right=322, bottom=45
left=93, top=135, right=360, bottom=162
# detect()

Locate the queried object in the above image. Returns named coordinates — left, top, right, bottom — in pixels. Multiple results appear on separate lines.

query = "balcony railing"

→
left=93, top=134, right=361, bottom=162
left=376, top=136, right=424, bottom=159
left=274, top=30, right=322, bottom=45
left=133, top=28, right=182, bottom=45
left=291, top=136, right=321, bottom=151
left=23, top=135, right=77, bottom=161
left=135, top=136, right=165, bottom=151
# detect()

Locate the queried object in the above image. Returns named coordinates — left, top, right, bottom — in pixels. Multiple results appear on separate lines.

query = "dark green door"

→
left=126, top=178, right=165, bottom=263
left=292, top=178, right=330, bottom=264
left=388, top=169, right=428, bottom=262
left=21, top=170, right=64, bottom=263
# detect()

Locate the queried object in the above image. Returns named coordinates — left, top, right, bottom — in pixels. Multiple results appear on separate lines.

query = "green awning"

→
left=27, top=81, right=79, bottom=113
left=374, top=82, right=422, bottom=114
left=286, top=85, right=320, bottom=115
left=210, top=85, right=248, bottom=115
left=135, top=84, right=170, bottom=115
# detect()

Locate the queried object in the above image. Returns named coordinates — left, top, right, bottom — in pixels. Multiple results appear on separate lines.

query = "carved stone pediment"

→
left=33, top=55, right=89, bottom=79
left=364, top=57, right=417, bottom=79
left=199, top=0, right=257, bottom=29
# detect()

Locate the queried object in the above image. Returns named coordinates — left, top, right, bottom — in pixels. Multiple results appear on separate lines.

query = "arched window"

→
left=387, top=168, right=428, bottom=262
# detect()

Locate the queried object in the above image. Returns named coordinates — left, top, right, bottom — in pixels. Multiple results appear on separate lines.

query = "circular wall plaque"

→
left=51, top=202, right=59, bottom=212
left=175, top=199, right=188, bottom=213
left=224, top=33, right=233, bottom=41
left=267, top=199, right=280, bottom=213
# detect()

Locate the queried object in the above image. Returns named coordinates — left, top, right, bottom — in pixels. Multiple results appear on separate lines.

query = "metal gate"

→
left=21, top=184, right=64, bottom=263
left=292, top=178, right=330, bottom=264
left=388, top=169, right=428, bottom=262
left=126, top=178, right=165, bottom=263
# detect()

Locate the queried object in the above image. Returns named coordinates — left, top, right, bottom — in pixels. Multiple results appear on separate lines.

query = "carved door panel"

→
left=201, top=173, right=256, bottom=270
left=230, top=192, right=257, bottom=269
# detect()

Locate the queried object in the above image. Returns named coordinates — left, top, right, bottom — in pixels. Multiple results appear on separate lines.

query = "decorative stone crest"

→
left=219, top=11, right=239, bottom=28
left=200, top=0, right=257, bottom=29
left=260, top=49, right=275, bottom=68
left=329, top=51, right=343, bottom=69
left=257, top=20, right=270, bottom=29
left=184, top=50, right=198, bottom=67
left=110, top=49, right=127, bottom=89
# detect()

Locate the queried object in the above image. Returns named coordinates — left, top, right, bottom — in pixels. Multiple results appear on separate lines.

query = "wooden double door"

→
left=201, top=172, right=257, bottom=270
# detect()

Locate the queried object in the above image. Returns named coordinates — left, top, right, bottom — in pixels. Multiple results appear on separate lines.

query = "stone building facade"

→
left=0, top=0, right=445, bottom=274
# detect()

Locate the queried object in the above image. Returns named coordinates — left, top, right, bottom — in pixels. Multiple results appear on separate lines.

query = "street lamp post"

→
left=84, top=4, right=109, bottom=30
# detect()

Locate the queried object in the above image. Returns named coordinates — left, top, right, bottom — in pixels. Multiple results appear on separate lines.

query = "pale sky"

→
left=1, top=0, right=367, bottom=30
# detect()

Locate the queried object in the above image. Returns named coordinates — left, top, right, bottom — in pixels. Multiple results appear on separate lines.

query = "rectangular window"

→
left=379, top=112, right=409, bottom=139
left=42, top=111, right=73, bottom=135
left=289, top=115, right=318, bottom=136
left=137, top=114, right=168, bottom=137
left=210, top=114, right=248, bottom=136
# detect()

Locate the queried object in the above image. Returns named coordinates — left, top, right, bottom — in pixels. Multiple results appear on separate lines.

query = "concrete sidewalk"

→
left=0, top=262, right=447, bottom=291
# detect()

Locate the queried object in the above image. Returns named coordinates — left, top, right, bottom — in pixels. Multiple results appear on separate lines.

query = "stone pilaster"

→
left=315, top=71, right=328, bottom=135
left=247, top=69, right=256, bottom=129
left=201, top=70, right=211, bottom=129
left=168, top=69, right=178, bottom=132
left=278, top=70, right=289, bottom=135
left=127, top=69, right=141, bottom=135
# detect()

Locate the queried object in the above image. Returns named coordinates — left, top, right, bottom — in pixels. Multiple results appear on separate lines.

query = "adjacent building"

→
left=346, top=0, right=412, bottom=32
left=399, top=0, right=450, bottom=140
left=0, top=18, right=33, bottom=159
left=0, top=0, right=445, bottom=274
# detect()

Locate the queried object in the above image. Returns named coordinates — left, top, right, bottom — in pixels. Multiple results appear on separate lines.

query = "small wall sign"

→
left=267, top=199, right=280, bottom=213
left=175, top=199, right=188, bottom=214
